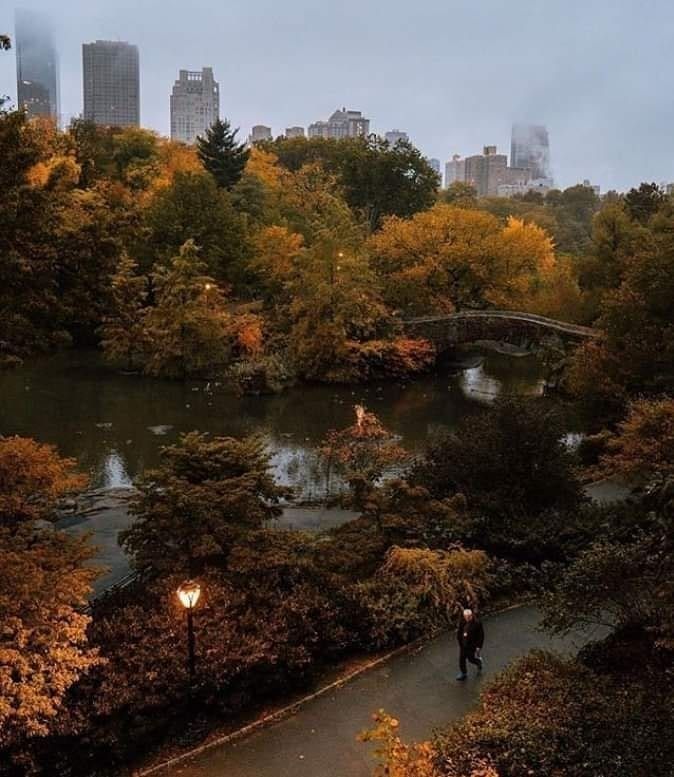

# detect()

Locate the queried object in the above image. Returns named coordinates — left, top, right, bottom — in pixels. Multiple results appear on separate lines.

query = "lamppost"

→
left=177, top=580, right=201, bottom=686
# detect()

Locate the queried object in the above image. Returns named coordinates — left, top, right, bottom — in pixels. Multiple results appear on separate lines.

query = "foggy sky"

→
left=1, top=0, right=673, bottom=192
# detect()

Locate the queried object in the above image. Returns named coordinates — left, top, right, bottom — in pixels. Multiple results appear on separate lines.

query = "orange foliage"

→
left=368, top=205, right=557, bottom=316
left=232, top=313, right=265, bottom=356
left=245, top=146, right=284, bottom=189
left=0, top=436, right=88, bottom=524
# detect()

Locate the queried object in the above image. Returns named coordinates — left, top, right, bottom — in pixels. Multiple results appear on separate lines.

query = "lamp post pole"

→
left=177, top=580, right=202, bottom=692
left=186, top=606, right=196, bottom=683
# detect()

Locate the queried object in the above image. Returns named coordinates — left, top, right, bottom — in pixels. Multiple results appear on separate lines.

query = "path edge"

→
left=136, top=601, right=527, bottom=776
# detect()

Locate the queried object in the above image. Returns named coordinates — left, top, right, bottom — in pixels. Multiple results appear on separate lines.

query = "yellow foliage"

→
left=246, top=146, right=283, bottom=189
left=368, top=205, right=558, bottom=316
left=26, top=154, right=81, bottom=190
left=251, top=225, right=304, bottom=290
left=148, top=139, right=203, bottom=194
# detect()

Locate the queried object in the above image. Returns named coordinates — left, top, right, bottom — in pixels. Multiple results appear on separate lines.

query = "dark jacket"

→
left=457, top=615, right=484, bottom=651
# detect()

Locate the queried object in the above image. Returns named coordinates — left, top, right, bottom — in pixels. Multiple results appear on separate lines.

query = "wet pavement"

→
left=157, top=606, right=603, bottom=777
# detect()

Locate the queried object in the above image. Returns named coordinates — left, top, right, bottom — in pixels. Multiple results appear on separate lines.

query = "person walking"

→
left=455, top=607, right=484, bottom=681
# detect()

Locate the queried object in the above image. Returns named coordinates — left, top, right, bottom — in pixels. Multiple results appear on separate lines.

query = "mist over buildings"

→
left=1, top=0, right=673, bottom=191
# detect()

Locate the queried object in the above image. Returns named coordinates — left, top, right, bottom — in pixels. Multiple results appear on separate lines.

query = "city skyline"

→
left=3, top=0, right=674, bottom=191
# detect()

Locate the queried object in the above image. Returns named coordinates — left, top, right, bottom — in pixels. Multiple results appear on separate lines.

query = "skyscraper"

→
left=82, top=41, right=140, bottom=127
left=308, top=108, right=370, bottom=139
left=15, top=9, right=59, bottom=121
left=385, top=129, right=409, bottom=146
left=170, top=67, right=219, bottom=144
left=249, top=125, right=273, bottom=143
left=445, top=155, right=466, bottom=187
left=427, top=157, right=441, bottom=179
left=510, top=123, right=552, bottom=182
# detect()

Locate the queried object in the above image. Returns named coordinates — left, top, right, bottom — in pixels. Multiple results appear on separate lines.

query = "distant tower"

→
left=249, top=125, right=273, bottom=144
left=285, top=126, right=305, bottom=139
left=427, top=157, right=441, bottom=183
left=510, top=123, right=552, bottom=182
left=445, top=154, right=466, bottom=186
left=170, top=67, right=219, bottom=144
left=15, top=9, right=59, bottom=121
left=385, top=129, right=409, bottom=146
left=82, top=41, right=140, bottom=127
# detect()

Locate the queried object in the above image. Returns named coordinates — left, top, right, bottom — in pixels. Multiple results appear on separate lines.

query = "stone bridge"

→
left=403, top=310, right=600, bottom=353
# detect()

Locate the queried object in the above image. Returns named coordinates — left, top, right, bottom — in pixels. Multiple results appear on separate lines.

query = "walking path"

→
left=150, top=606, right=603, bottom=777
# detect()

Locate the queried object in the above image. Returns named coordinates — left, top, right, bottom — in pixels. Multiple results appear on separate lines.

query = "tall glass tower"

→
left=510, top=123, right=552, bottom=182
left=15, top=9, right=60, bottom=121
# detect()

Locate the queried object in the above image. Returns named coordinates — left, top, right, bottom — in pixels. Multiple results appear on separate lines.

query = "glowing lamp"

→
left=177, top=580, right=201, bottom=610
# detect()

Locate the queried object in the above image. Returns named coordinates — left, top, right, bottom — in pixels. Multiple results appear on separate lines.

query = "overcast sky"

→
left=1, top=0, right=673, bottom=191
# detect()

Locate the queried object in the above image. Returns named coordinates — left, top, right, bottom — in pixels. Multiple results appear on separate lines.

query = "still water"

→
left=0, top=349, right=568, bottom=499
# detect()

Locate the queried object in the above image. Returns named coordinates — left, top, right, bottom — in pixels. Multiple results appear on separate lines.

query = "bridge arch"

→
left=402, top=310, right=600, bottom=353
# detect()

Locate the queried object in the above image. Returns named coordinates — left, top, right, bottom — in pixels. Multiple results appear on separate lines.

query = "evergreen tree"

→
left=99, top=252, right=147, bottom=370
left=143, top=239, right=232, bottom=378
left=196, top=118, right=249, bottom=190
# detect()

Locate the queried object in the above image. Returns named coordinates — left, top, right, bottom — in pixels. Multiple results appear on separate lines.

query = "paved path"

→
left=159, top=606, right=603, bottom=777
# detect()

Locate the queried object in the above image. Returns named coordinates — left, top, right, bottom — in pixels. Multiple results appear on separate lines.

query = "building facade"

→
left=82, top=41, right=140, bottom=127
left=445, top=154, right=466, bottom=187
left=285, top=126, right=305, bottom=138
left=15, top=9, right=59, bottom=121
left=170, top=67, right=219, bottom=144
left=249, top=125, right=273, bottom=143
left=308, top=108, right=370, bottom=139
left=385, top=129, right=408, bottom=146
left=510, top=123, right=552, bottom=182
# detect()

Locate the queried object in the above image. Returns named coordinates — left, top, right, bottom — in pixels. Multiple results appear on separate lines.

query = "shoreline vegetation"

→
left=1, top=100, right=673, bottom=776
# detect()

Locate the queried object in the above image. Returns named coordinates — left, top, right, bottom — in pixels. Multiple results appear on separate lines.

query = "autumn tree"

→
left=99, top=252, right=147, bottom=369
left=142, top=240, right=232, bottom=378
left=0, top=526, right=100, bottom=754
left=567, top=203, right=674, bottom=403
left=0, top=436, right=87, bottom=526
left=196, top=118, right=249, bottom=190
left=368, top=205, right=555, bottom=316
left=0, top=436, right=98, bottom=758
left=593, top=398, right=674, bottom=484
left=120, top=432, right=288, bottom=575
left=319, top=405, right=409, bottom=508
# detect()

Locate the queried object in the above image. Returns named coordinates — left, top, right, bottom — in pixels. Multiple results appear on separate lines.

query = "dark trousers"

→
left=459, top=646, right=481, bottom=674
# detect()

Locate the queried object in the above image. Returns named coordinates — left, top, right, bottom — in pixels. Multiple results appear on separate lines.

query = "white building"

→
left=497, top=179, right=553, bottom=198
left=445, top=154, right=466, bottom=187
left=249, top=125, right=273, bottom=143
left=170, top=67, right=219, bottom=144
left=308, top=108, right=370, bottom=139
left=285, top=126, right=305, bottom=138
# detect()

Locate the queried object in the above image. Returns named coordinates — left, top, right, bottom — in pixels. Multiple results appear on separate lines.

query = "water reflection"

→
left=0, top=349, right=573, bottom=496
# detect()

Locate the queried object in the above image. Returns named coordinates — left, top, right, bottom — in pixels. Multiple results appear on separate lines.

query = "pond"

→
left=0, top=348, right=575, bottom=499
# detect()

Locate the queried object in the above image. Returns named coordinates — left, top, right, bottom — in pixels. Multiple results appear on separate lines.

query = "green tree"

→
left=142, top=240, right=232, bottom=378
left=624, top=181, right=667, bottom=224
left=411, top=398, right=583, bottom=559
left=440, top=181, right=477, bottom=207
left=196, top=118, right=249, bottom=190
left=143, top=170, right=248, bottom=284
left=99, top=252, right=147, bottom=369
left=265, top=136, right=439, bottom=231
left=120, top=432, right=287, bottom=575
